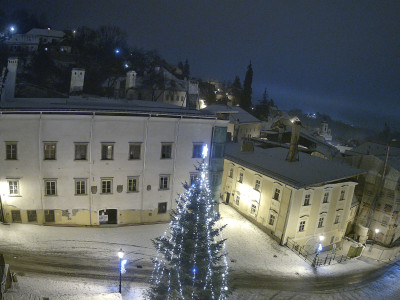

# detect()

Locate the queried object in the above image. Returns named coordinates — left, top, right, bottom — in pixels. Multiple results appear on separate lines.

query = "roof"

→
left=345, top=142, right=400, bottom=157
left=0, top=97, right=214, bottom=119
left=203, top=104, right=260, bottom=124
left=225, top=143, right=364, bottom=189
left=26, top=28, right=65, bottom=38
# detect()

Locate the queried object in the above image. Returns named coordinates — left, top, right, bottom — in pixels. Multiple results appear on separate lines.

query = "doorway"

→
left=99, top=209, right=118, bottom=224
left=225, top=192, right=230, bottom=204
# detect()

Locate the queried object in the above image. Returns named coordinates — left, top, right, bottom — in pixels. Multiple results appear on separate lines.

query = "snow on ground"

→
left=1, top=203, right=396, bottom=299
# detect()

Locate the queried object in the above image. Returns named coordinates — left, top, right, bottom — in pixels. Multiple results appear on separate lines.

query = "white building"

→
left=0, top=97, right=227, bottom=226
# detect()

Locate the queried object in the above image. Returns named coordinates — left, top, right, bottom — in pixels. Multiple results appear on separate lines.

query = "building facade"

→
left=0, top=105, right=227, bottom=226
left=221, top=143, right=362, bottom=252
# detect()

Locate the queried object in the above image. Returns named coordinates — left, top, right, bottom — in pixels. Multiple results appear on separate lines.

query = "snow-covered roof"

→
left=203, top=104, right=260, bottom=124
left=0, top=97, right=213, bottom=118
left=26, top=28, right=65, bottom=38
left=225, top=143, right=364, bottom=189
left=345, top=142, right=400, bottom=157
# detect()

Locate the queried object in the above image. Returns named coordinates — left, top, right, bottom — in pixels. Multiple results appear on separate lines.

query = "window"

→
left=161, top=143, right=172, bottom=159
left=235, top=195, right=240, bottom=206
left=304, top=194, right=311, bottom=206
left=75, top=179, right=87, bottom=195
left=192, top=143, right=204, bottom=158
left=299, top=220, right=306, bottom=232
left=250, top=203, right=258, bottom=216
left=238, top=172, right=243, bottom=183
left=318, top=217, right=324, bottom=228
left=339, top=190, right=345, bottom=201
left=27, top=210, right=37, bottom=222
left=101, top=179, right=113, bottom=194
left=334, top=214, right=340, bottom=224
left=8, top=180, right=19, bottom=195
left=323, top=192, right=329, bottom=203
left=273, top=188, right=281, bottom=201
left=44, top=179, right=57, bottom=196
left=159, top=175, right=170, bottom=190
left=44, top=210, right=55, bottom=222
left=75, top=143, right=88, bottom=160
left=6, top=143, right=17, bottom=160
left=101, top=143, right=114, bottom=160
left=127, top=177, right=138, bottom=192
left=269, top=214, right=275, bottom=226
left=44, top=143, right=56, bottom=160
left=211, top=143, right=224, bottom=158
left=11, top=210, right=21, bottom=222
left=229, top=168, right=233, bottom=178
left=129, top=143, right=141, bottom=160
left=255, top=179, right=261, bottom=191
left=158, top=202, right=167, bottom=214
left=190, top=173, right=198, bottom=185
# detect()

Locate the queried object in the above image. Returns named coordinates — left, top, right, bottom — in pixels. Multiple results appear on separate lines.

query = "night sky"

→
left=2, top=1, right=399, bottom=130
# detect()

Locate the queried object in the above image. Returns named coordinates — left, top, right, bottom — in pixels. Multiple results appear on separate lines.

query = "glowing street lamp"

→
left=117, top=248, right=125, bottom=293
left=374, top=228, right=380, bottom=244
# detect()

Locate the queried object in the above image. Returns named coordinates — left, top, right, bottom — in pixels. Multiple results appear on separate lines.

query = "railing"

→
left=286, top=238, right=350, bottom=267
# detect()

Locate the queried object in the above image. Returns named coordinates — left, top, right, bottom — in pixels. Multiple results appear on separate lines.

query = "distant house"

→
left=344, top=142, right=400, bottom=246
left=5, top=28, right=65, bottom=54
left=221, top=141, right=363, bottom=252
left=203, top=104, right=261, bottom=141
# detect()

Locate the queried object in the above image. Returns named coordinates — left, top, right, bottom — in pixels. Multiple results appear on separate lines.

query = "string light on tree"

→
left=149, top=145, right=230, bottom=299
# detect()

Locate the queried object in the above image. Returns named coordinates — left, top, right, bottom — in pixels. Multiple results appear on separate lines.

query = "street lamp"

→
left=374, top=229, right=380, bottom=244
left=118, top=248, right=124, bottom=293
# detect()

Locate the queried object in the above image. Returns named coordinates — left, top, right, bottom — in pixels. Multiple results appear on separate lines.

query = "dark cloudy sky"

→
left=2, top=0, right=399, bottom=130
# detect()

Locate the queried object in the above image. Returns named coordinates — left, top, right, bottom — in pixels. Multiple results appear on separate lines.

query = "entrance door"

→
left=225, top=192, right=230, bottom=204
left=99, top=209, right=118, bottom=224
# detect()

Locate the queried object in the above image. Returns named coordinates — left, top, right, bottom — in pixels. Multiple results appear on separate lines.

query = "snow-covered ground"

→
left=1, top=204, right=399, bottom=299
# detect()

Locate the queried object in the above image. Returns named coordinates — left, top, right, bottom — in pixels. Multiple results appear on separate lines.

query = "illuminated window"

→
left=44, top=143, right=56, bottom=160
left=75, top=179, right=87, bottom=195
left=192, top=143, right=204, bottom=158
left=44, top=179, right=57, bottom=196
left=273, top=188, right=281, bottom=201
left=235, top=195, right=240, bottom=206
left=299, top=220, right=306, bottom=232
left=255, top=179, right=261, bottom=191
left=6, top=142, right=17, bottom=160
left=74, top=143, right=88, bottom=160
left=129, top=143, right=141, bottom=160
left=127, top=176, right=138, bottom=192
left=101, top=143, right=114, bottom=160
left=101, top=178, right=113, bottom=194
left=159, top=175, right=170, bottom=190
left=161, top=143, right=172, bottom=159
left=318, top=217, right=324, bottom=228
left=304, top=194, right=311, bottom=206
left=269, top=214, right=275, bottom=226
left=8, top=180, right=19, bottom=195
left=323, top=192, right=329, bottom=203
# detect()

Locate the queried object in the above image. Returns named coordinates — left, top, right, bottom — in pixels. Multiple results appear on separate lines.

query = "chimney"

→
left=125, top=70, right=137, bottom=91
left=2, top=57, right=18, bottom=100
left=241, top=138, right=254, bottom=152
left=286, top=120, right=301, bottom=162
left=70, top=68, right=85, bottom=95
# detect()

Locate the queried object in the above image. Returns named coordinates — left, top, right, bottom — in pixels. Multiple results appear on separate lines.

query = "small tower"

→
left=2, top=57, right=18, bottom=100
left=70, top=68, right=85, bottom=94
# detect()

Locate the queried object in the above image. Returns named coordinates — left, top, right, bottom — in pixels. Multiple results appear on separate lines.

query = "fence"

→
left=286, top=238, right=350, bottom=267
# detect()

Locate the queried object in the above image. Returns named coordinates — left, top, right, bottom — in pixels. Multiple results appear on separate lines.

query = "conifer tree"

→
left=149, top=146, right=230, bottom=300
left=241, top=62, right=253, bottom=111
left=183, top=59, right=190, bottom=78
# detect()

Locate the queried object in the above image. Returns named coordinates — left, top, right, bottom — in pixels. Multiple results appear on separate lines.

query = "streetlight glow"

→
left=10, top=26, right=15, bottom=32
left=319, top=235, right=325, bottom=241
left=375, top=228, right=380, bottom=234
left=118, top=248, right=124, bottom=258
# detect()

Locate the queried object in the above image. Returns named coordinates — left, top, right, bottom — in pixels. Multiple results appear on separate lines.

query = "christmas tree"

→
left=149, top=145, right=230, bottom=300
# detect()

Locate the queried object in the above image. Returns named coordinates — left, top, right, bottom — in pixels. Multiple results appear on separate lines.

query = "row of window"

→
left=4, top=142, right=207, bottom=161
left=165, top=94, right=185, bottom=102
left=7, top=175, right=171, bottom=196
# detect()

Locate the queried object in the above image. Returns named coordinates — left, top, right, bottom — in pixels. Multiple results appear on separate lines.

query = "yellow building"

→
left=221, top=143, right=363, bottom=252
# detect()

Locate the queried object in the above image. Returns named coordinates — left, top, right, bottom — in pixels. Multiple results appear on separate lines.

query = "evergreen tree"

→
left=241, top=62, right=253, bottom=111
left=183, top=59, right=190, bottom=78
left=254, top=88, right=270, bottom=120
left=231, top=75, right=242, bottom=106
left=149, top=147, right=230, bottom=300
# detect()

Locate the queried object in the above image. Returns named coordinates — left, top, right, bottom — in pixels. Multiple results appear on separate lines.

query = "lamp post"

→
left=118, top=248, right=124, bottom=293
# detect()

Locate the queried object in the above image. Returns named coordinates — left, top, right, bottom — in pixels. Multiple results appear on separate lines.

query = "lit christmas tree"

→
left=149, top=145, right=230, bottom=300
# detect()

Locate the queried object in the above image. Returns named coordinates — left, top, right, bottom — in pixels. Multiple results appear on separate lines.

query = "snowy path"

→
left=1, top=204, right=399, bottom=299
